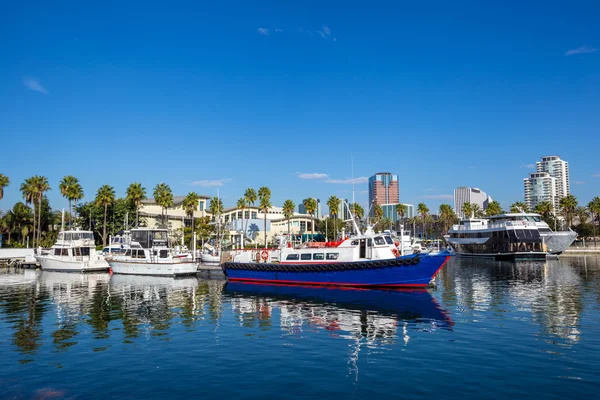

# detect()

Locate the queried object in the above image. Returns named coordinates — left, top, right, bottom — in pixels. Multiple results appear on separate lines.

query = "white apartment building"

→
left=524, top=155, right=570, bottom=213
left=454, top=187, right=492, bottom=218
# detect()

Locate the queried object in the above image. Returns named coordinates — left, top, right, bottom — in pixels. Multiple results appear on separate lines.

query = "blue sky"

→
left=1, top=0, right=599, bottom=214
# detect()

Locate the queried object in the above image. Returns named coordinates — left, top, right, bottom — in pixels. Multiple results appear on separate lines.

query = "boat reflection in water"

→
left=226, top=282, right=452, bottom=341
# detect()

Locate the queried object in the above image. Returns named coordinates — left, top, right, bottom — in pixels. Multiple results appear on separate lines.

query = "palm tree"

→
left=282, top=199, right=295, bottom=240
left=373, top=204, right=384, bottom=221
left=588, top=197, right=600, bottom=248
left=244, top=188, right=257, bottom=235
left=126, top=182, right=147, bottom=227
left=485, top=200, right=503, bottom=216
left=472, top=204, right=483, bottom=218
left=303, top=197, right=317, bottom=241
left=327, top=196, right=341, bottom=239
left=417, top=202, right=429, bottom=239
left=70, top=183, right=84, bottom=226
left=33, top=176, right=50, bottom=245
left=59, top=176, right=79, bottom=225
left=559, top=194, right=578, bottom=228
left=395, top=203, right=407, bottom=229
left=575, top=206, right=589, bottom=226
left=0, top=173, right=9, bottom=202
left=182, top=192, right=200, bottom=248
left=510, top=201, right=529, bottom=213
left=258, top=187, right=272, bottom=247
left=153, top=183, right=173, bottom=228
left=462, top=202, right=473, bottom=219
left=20, top=177, right=37, bottom=246
left=534, top=201, right=554, bottom=218
left=95, top=185, right=116, bottom=247
left=236, top=198, right=247, bottom=247
left=350, top=203, right=364, bottom=220
left=438, top=204, right=456, bottom=233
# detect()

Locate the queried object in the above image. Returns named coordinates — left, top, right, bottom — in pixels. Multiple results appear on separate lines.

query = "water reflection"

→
left=437, top=257, right=595, bottom=345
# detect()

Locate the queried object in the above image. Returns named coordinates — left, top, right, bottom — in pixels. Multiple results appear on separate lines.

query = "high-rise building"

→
left=368, top=173, right=399, bottom=212
left=454, top=187, right=492, bottom=218
left=524, top=156, right=570, bottom=213
left=298, top=198, right=321, bottom=218
left=524, top=172, right=556, bottom=212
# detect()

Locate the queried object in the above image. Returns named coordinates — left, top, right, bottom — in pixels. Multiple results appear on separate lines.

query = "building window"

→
left=237, top=212, right=242, bottom=219
left=199, top=202, right=204, bottom=211
left=245, top=211, right=249, bottom=219
left=251, top=212, right=257, bottom=219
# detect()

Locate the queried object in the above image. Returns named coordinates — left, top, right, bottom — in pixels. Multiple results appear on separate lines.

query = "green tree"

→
left=208, top=196, right=224, bottom=217
left=303, top=197, right=317, bottom=241
left=153, top=183, right=173, bottom=228
left=182, top=192, right=200, bottom=248
left=126, top=182, right=146, bottom=227
left=237, top=197, right=246, bottom=245
left=59, top=175, right=79, bottom=226
left=559, top=194, right=578, bottom=228
left=20, top=177, right=37, bottom=246
left=417, top=202, right=429, bottom=238
left=373, top=204, right=384, bottom=221
left=534, top=201, right=554, bottom=219
left=461, top=202, right=473, bottom=219
left=243, top=188, right=257, bottom=238
left=575, top=206, right=589, bottom=225
left=395, top=203, right=407, bottom=228
left=350, top=203, right=364, bottom=220
left=0, top=173, right=9, bottom=202
left=282, top=199, right=295, bottom=240
left=327, top=196, right=341, bottom=239
left=33, top=176, right=50, bottom=245
left=472, top=204, right=484, bottom=218
left=588, top=197, right=600, bottom=248
left=510, top=201, right=529, bottom=213
left=95, top=185, right=116, bottom=247
left=258, top=187, right=272, bottom=246
left=485, top=200, right=503, bottom=216
left=438, top=203, right=457, bottom=233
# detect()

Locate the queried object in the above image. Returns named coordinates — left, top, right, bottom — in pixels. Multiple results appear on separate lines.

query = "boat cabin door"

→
left=359, top=239, right=373, bottom=259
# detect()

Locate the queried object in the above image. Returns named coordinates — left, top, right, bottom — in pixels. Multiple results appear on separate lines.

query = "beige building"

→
left=138, top=195, right=211, bottom=232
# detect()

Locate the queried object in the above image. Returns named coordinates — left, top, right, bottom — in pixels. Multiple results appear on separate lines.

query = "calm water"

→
left=2, top=256, right=600, bottom=399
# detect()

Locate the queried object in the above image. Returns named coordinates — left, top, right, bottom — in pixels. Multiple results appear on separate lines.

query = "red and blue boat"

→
left=222, top=226, right=450, bottom=288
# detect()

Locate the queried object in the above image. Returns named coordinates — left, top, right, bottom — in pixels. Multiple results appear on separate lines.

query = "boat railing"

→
left=452, top=221, right=538, bottom=231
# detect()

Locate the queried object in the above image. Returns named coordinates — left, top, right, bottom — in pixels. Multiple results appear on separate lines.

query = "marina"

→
left=1, top=255, right=599, bottom=398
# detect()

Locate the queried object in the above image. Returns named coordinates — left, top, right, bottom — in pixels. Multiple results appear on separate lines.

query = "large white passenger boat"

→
left=35, top=230, right=109, bottom=272
left=107, top=228, right=199, bottom=276
left=488, top=213, right=576, bottom=255
left=446, top=215, right=547, bottom=260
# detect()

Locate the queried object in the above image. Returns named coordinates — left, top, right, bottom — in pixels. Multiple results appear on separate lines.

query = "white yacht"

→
left=487, top=213, right=576, bottom=255
left=35, top=230, right=110, bottom=272
left=106, top=228, right=199, bottom=276
left=446, top=216, right=547, bottom=260
left=102, top=232, right=132, bottom=255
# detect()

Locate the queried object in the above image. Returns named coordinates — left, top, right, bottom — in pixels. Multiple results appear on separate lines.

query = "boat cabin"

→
left=130, top=229, right=169, bottom=249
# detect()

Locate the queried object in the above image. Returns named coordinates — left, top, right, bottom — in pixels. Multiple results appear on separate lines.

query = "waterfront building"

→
left=298, top=198, right=322, bottom=219
left=369, top=173, right=399, bottom=209
left=454, top=187, right=492, bottom=218
left=524, top=155, right=570, bottom=212
left=138, top=195, right=211, bottom=231
left=381, top=203, right=415, bottom=222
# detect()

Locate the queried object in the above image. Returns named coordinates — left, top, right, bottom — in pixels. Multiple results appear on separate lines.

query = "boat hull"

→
left=542, top=231, right=577, bottom=255
left=36, top=256, right=109, bottom=272
left=108, top=260, right=199, bottom=276
left=222, top=254, right=449, bottom=288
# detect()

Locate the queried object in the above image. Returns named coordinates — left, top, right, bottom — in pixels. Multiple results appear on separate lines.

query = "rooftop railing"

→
left=451, top=220, right=538, bottom=231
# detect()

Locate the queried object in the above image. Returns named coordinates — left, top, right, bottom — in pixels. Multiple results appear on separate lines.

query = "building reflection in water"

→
left=437, top=257, right=590, bottom=345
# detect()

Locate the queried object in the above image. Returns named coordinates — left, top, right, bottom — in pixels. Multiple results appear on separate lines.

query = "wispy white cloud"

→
left=23, top=76, right=48, bottom=94
left=565, top=45, right=598, bottom=56
left=419, top=194, right=454, bottom=200
left=257, top=28, right=270, bottom=36
left=325, top=177, right=368, bottom=184
left=188, top=179, right=232, bottom=187
left=574, top=181, right=586, bottom=185
left=316, top=25, right=336, bottom=41
left=520, top=163, right=535, bottom=169
left=592, top=174, right=600, bottom=178
left=297, top=173, right=328, bottom=180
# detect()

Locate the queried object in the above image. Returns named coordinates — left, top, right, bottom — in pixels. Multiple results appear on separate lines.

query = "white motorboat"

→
left=35, top=230, right=109, bottom=272
left=107, top=228, right=199, bottom=276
